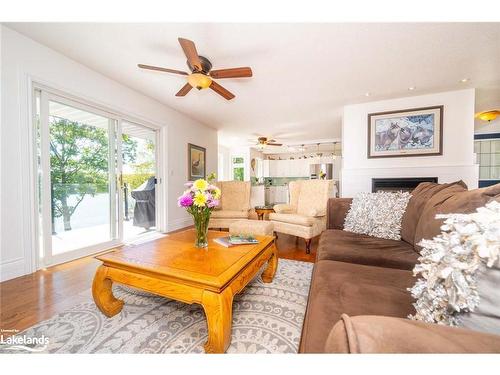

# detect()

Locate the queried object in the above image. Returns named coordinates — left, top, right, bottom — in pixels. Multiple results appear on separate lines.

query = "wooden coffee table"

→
left=92, top=229, right=278, bottom=353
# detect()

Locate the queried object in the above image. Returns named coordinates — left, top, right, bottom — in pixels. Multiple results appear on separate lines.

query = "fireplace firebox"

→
left=371, top=177, right=438, bottom=192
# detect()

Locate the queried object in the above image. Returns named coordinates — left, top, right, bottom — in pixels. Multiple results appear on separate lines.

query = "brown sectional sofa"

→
left=299, top=181, right=500, bottom=353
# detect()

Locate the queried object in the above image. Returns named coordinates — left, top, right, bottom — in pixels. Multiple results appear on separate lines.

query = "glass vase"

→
left=193, top=210, right=210, bottom=248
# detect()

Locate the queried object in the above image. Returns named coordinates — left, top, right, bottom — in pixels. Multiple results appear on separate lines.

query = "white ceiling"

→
left=7, top=23, right=500, bottom=146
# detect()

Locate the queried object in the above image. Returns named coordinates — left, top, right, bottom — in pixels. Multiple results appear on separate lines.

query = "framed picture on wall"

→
left=188, top=143, right=206, bottom=181
left=368, top=105, right=443, bottom=158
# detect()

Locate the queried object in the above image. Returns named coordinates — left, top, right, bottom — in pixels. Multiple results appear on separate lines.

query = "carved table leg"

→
left=92, top=265, right=124, bottom=318
left=261, top=243, right=278, bottom=283
left=201, top=288, right=233, bottom=353
left=305, top=238, right=312, bottom=254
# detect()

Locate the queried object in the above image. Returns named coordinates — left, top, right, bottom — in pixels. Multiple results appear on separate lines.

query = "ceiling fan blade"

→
left=267, top=143, right=283, bottom=146
left=178, top=38, right=202, bottom=72
left=175, top=83, right=193, bottom=97
left=209, top=81, right=235, bottom=100
left=138, top=64, right=188, bottom=76
left=210, top=67, right=253, bottom=79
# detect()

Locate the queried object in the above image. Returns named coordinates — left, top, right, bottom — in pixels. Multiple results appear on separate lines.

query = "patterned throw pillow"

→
left=409, top=201, right=500, bottom=333
left=343, top=191, right=411, bottom=240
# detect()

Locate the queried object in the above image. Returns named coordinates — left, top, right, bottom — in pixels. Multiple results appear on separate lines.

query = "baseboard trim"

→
left=167, top=217, right=193, bottom=232
left=0, top=258, right=26, bottom=282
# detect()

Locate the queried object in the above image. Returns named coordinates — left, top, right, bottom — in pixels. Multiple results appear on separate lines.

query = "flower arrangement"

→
left=178, top=172, right=221, bottom=248
left=409, top=201, right=500, bottom=326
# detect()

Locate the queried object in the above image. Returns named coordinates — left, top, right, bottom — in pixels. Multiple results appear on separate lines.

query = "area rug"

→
left=2, top=259, right=313, bottom=354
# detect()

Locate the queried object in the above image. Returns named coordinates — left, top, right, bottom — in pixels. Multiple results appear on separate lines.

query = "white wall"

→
left=341, top=89, right=478, bottom=197
left=217, top=145, right=232, bottom=181
left=0, top=26, right=217, bottom=281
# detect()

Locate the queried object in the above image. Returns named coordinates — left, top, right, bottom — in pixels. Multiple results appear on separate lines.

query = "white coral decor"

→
left=409, top=201, right=500, bottom=326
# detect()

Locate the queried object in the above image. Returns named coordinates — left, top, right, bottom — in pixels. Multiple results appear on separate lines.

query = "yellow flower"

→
left=193, top=191, right=207, bottom=207
left=193, top=179, right=208, bottom=191
left=213, top=187, right=221, bottom=199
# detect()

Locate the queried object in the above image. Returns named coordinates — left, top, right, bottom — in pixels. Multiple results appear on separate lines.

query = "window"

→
left=232, top=156, right=245, bottom=181
left=475, top=135, right=500, bottom=187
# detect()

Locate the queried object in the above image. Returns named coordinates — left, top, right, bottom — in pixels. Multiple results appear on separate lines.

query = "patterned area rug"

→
left=1, top=259, right=313, bottom=354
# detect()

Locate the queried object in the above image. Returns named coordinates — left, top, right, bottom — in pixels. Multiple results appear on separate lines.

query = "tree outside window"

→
left=232, top=156, right=245, bottom=181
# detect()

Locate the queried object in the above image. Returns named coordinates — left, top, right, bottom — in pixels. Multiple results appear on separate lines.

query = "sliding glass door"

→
left=36, top=90, right=159, bottom=267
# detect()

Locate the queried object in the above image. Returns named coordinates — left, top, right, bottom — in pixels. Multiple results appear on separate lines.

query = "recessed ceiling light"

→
left=460, top=78, right=470, bottom=83
left=365, top=92, right=371, bottom=97
left=408, top=86, right=416, bottom=91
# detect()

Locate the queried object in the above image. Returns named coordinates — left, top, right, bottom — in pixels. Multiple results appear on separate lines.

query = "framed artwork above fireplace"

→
left=368, top=106, right=443, bottom=158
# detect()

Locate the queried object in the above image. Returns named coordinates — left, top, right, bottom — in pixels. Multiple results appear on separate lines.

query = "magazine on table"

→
left=213, top=235, right=259, bottom=248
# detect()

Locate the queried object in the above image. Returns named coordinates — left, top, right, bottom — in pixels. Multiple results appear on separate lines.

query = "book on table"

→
left=213, top=235, right=259, bottom=248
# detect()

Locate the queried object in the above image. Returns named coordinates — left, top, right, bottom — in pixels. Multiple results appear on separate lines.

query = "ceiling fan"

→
left=138, top=38, right=252, bottom=100
left=256, top=137, right=283, bottom=147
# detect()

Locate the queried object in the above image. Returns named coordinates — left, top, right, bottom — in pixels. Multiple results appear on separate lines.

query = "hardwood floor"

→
left=0, top=229, right=317, bottom=336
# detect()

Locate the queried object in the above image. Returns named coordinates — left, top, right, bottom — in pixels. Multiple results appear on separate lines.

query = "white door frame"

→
left=31, top=81, right=166, bottom=269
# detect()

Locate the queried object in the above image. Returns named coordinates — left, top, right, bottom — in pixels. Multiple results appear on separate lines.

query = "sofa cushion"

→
left=414, top=183, right=500, bottom=248
left=400, top=180, right=467, bottom=245
left=299, top=260, right=415, bottom=353
left=317, top=229, right=418, bottom=270
left=324, top=314, right=500, bottom=353
left=326, top=198, right=353, bottom=230
left=210, top=210, right=249, bottom=219
left=269, top=213, right=315, bottom=227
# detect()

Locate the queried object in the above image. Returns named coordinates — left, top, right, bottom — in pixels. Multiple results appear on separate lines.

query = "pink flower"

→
left=184, top=182, right=193, bottom=188
left=178, top=194, right=193, bottom=207
left=207, top=199, right=219, bottom=208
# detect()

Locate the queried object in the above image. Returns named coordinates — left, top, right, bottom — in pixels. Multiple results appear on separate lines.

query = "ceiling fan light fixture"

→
left=475, top=110, right=500, bottom=122
left=187, top=73, right=212, bottom=90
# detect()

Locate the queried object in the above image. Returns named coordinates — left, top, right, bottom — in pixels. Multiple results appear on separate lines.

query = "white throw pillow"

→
left=460, top=264, right=500, bottom=334
left=343, top=191, right=411, bottom=240
left=409, top=201, right=500, bottom=333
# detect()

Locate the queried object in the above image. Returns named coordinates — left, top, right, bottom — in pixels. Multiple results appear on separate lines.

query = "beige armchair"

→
left=208, top=181, right=251, bottom=230
left=270, top=179, right=333, bottom=253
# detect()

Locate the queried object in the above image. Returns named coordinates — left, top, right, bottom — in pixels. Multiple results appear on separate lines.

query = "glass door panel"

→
left=45, top=99, right=117, bottom=263
left=120, top=121, right=157, bottom=242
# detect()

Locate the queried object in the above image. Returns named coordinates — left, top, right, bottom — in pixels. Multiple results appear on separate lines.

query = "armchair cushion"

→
left=301, top=207, right=325, bottom=217
left=216, top=181, right=251, bottom=211
left=325, top=314, right=500, bottom=353
left=273, top=204, right=295, bottom=214
left=269, top=213, right=316, bottom=227
left=210, top=210, right=249, bottom=219
left=296, top=180, right=333, bottom=217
